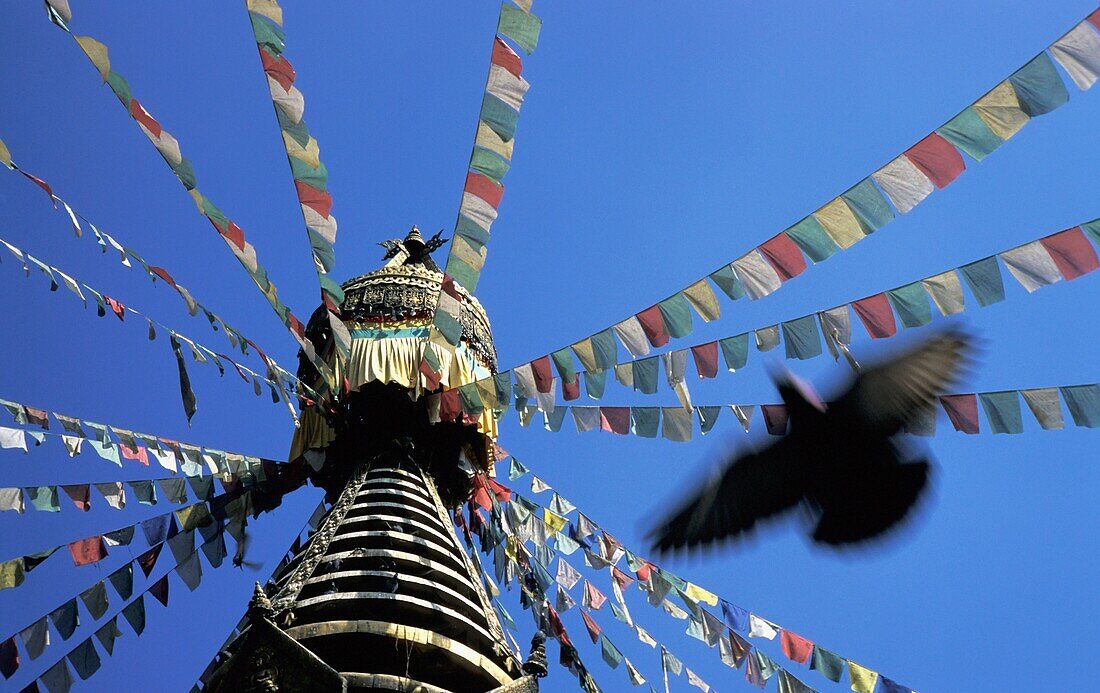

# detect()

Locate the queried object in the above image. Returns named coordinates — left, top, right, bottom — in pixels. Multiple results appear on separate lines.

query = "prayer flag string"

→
left=474, top=9, right=1100, bottom=396
left=434, top=217, right=1100, bottom=418
left=422, top=1, right=543, bottom=383
left=0, top=141, right=306, bottom=400
left=241, top=0, right=352, bottom=362
left=37, top=4, right=338, bottom=391
left=0, top=236, right=317, bottom=422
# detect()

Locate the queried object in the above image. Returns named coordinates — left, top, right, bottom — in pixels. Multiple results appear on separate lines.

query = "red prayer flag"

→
left=470, top=477, right=492, bottom=510
left=150, top=574, right=169, bottom=607
left=548, top=606, right=572, bottom=647
left=62, top=484, right=90, bottom=512
left=137, top=544, right=163, bottom=577
left=149, top=266, right=177, bottom=288
left=439, top=389, right=461, bottom=422
left=128, top=99, right=162, bottom=138
left=21, top=171, right=56, bottom=205
left=1040, top=227, right=1099, bottom=280
left=531, top=356, right=554, bottom=394
left=220, top=221, right=247, bottom=252
left=105, top=296, right=126, bottom=321
left=599, top=407, right=631, bottom=435
left=852, top=293, right=898, bottom=339
left=780, top=630, right=814, bottom=664
left=581, top=610, right=601, bottom=643
left=419, top=360, right=441, bottom=391
left=68, top=536, right=107, bottom=566
left=761, top=405, right=789, bottom=435
left=464, top=172, right=504, bottom=209
left=259, top=46, right=296, bottom=90
left=904, top=133, right=965, bottom=189
left=636, top=561, right=654, bottom=582
left=636, top=304, right=669, bottom=348
left=485, top=477, right=512, bottom=502
left=295, top=181, right=333, bottom=218
left=759, top=233, right=807, bottom=281
left=120, top=443, right=149, bottom=466
left=491, top=37, right=523, bottom=77
left=941, top=394, right=979, bottom=434
left=690, top=341, right=719, bottom=378
left=611, top=566, right=634, bottom=590
left=561, top=376, right=580, bottom=401
left=1089, top=8, right=1100, bottom=30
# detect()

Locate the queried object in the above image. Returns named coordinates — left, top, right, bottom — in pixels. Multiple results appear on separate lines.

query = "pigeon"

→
left=649, top=328, right=972, bottom=553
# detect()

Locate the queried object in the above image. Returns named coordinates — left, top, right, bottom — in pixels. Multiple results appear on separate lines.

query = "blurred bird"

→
left=649, top=329, right=972, bottom=553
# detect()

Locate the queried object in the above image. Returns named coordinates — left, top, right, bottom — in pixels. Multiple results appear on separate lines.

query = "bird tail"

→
left=811, top=459, right=931, bottom=545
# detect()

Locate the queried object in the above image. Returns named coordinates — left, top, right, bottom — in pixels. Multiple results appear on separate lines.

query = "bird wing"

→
left=649, top=436, right=805, bottom=553
left=833, top=328, right=971, bottom=437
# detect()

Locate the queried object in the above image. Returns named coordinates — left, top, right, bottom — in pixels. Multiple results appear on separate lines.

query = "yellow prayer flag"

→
left=684, top=582, right=719, bottom=606
left=475, top=379, right=499, bottom=410
left=544, top=508, right=568, bottom=534
left=0, top=557, right=25, bottom=590
left=75, top=36, right=110, bottom=81
left=283, top=131, right=321, bottom=168
left=475, top=121, right=514, bottom=160
left=247, top=0, right=283, bottom=26
left=0, top=138, right=11, bottom=169
left=682, top=280, right=721, bottom=322
left=847, top=660, right=879, bottom=693
left=973, top=81, right=1029, bottom=140
left=813, top=198, right=865, bottom=249
left=571, top=338, right=599, bottom=372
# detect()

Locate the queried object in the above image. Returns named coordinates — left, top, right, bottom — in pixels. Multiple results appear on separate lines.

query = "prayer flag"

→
left=941, top=394, right=980, bottom=433
left=1040, top=227, right=1099, bottom=279
left=1021, top=388, right=1065, bottom=429
left=814, top=196, right=865, bottom=249
left=905, top=133, right=964, bottom=188
left=1060, top=384, right=1100, bottom=427
left=886, top=282, right=932, bottom=328
left=979, top=391, right=1024, bottom=434
left=780, top=629, right=814, bottom=664
left=852, top=293, right=897, bottom=338
left=785, top=216, right=839, bottom=261
left=847, top=660, right=879, bottom=693
left=841, top=177, right=895, bottom=232
left=759, top=233, right=807, bottom=281
left=959, top=256, right=1006, bottom=306
left=938, top=107, right=1003, bottom=161
left=1000, top=241, right=1062, bottom=292
left=1009, top=53, right=1069, bottom=115
left=781, top=315, right=822, bottom=360
left=733, top=250, right=782, bottom=299
left=1050, top=21, right=1100, bottom=90
left=922, top=270, right=966, bottom=315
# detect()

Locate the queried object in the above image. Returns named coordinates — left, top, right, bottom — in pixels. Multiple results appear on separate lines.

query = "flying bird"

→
left=649, top=329, right=972, bottom=553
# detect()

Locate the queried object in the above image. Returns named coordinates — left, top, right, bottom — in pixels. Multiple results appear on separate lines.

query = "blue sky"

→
left=1, top=1, right=1099, bottom=691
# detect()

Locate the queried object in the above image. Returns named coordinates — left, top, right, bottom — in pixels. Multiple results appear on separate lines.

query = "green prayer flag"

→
left=709, top=264, right=745, bottom=300
left=494, top=372, right=512, bottom=406
left=630, top=407, right=660, bottom=438
left=979, top=391, right=1023, bottom=434
left=551, top=348, right=576, bottom=381
left=470, top=147, right=510, bottom=183
left=289, top=157, right=328, bottom=191
left=1009, top=53, right=1069, bottom=117
left=171, top=157, right=197, bottom=190
left=886, top=282, right=932, bottom=328
left=277, top=109, right=311, bottom=147
left=657, top=293, right=693, bottom=339
left=1082, top=218, right=1100, bottom=246
left=480, top=93, right=519, bottom=142
left=105, top=71, right=132, bottom=106
left=785, top=217, right=838, bottom=262
left=781, top=315, right=822, bottom=360
left=1060, top=385, right=1100, bottom=428
left=498, top=4, right=541, bottom=54
left=697, top=406, right=722, bottom=434
left=458, top=383, right=484, bottom=415
left=810, top=646, right=844, bottom=682
left=445, top=256, right=480, bottom=293
left=719, top=333, right=749, bottom=371
left=937, top=107, right=1003, bottom=161
left=456, top=215, right=490, bottom=247
left=600, top=634, right=623, bottom=668
left=591, top=329, right=618, bottom=369
left=960, top=256, right=1006, bottom=306
left=249, top=12, right=286, bottom=53
left=841, top=178, right=894, bottom=232
left=583, top=369, right=606, bottom=400
left=543, top=406, right=568, bottom=432
left=632, top=357, right=659, bottom=394
left=28, top=486, right=60, bottom=512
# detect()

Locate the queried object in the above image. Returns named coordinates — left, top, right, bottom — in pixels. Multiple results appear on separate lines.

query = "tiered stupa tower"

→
left=203, top=229, right=543, bottom=692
